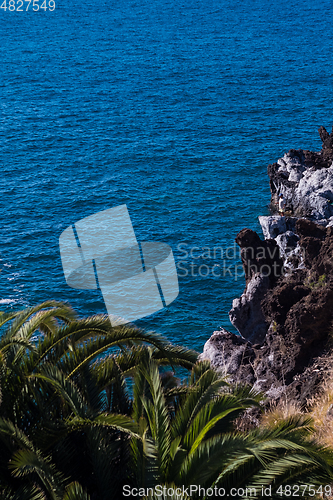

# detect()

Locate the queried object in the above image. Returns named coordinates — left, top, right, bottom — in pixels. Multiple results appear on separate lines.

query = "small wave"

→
left=0, top=299, right=16, bottom=304
left=7, top=273, right=20, bottom=281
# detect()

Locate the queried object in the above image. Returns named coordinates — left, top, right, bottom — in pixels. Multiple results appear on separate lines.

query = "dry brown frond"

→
left=261, top=399, right=302, bottom=428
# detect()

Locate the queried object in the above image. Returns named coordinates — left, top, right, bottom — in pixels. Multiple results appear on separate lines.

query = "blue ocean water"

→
left=1, top=0, right=333, bottom=353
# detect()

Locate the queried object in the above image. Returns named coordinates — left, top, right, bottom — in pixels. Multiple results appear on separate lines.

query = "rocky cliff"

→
left=201, top=126, right=333, bottom=405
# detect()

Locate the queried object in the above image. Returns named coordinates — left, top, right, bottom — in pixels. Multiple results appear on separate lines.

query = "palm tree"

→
left=0, top=301, right=198, bottom=499
left=130, top=352, right=262, bottom=489
left=0, top=417, right=92, bottom=499
left=211, top=415, right=333, bottom=499
left=1, top=301, right=333, bottom=499
left=130, top=353, right=333, bottom=499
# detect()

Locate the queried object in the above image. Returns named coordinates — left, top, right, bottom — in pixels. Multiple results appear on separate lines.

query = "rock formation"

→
left=201, top=126, right=333, bottom=405
left=267, top=126, right=333, bottom=220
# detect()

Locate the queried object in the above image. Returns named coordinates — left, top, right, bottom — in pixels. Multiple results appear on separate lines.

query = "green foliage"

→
left=304, top=273, right=327, bottom=290
left=129, top=354, right=333, bottom=499
left=271, top=320, right=278, bottom=333
left=130, top=354, right=263, bottom=492
left=0, top=301, right=333, bottom=499
left=0, top=301, right=197, bottom=499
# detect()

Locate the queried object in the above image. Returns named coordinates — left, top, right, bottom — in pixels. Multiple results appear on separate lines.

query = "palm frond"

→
left=0, top=485, right=47, bottom=500
left=63, top=481, right=91, bottom=500
left=9, top=449, right=64, bottom=500
left=66, top=413, right=139, bottom=437
left=0, top=301, right=75, bottom=344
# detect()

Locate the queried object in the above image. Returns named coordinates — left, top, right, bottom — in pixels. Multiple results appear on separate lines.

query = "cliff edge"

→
left=201, top=126, right=333, bottom=405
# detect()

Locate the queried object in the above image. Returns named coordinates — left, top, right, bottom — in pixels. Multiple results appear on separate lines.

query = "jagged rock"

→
left=229, top=229, right=283, bottom=343
left=259, top=216, right=287, bottom=239
left=229, top=228, right=284, bottom=343
left=203, top=127, right=333, bottom=406
left=214, top=221, right=333, bottom=403
left=236, top=228, right=283, bottom=286
left=282, top=242, right=305, bottom=273
left=321, top=125, right=333, bottom=154
left=301, top=225, right=333, bottom=277
left=295, top=218, right=327, bottom=239
left=229, top=274, right=270, bottom=344
left=269, top=160, right=333, bottom=219
left=275, top=231, right=299, bottom=257
left=276, top=151, right=306, bottom=182
left=295, top=166, right=333, bottom=219
left=327, top=216, right=333, bottom=227
left=258, top=216, right=303, bottom=272
left=319, top=125, right=330, bottom=143
left=267, top=128, right=333, bottom=219
left=259, top=215, right=297, bottom=239
left=199, top=329, right=256, bottom=384
left=286, top=353, right=333, bottom=405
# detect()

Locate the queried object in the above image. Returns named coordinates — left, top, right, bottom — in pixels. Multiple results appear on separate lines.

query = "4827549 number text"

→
left=1, top=0, right=55, bottom=10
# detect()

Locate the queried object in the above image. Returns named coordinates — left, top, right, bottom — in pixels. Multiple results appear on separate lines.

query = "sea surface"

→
left=1, top=0, right=333, bottom=353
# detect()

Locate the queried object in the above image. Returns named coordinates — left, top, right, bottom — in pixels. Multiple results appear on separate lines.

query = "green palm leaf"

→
left=62, top=482, right=91, bottom=500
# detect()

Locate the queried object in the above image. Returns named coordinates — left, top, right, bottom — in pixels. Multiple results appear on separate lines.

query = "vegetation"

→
left=0, top=301, right=332, bottom=499
left=304, top=273, right=327, bottom=290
